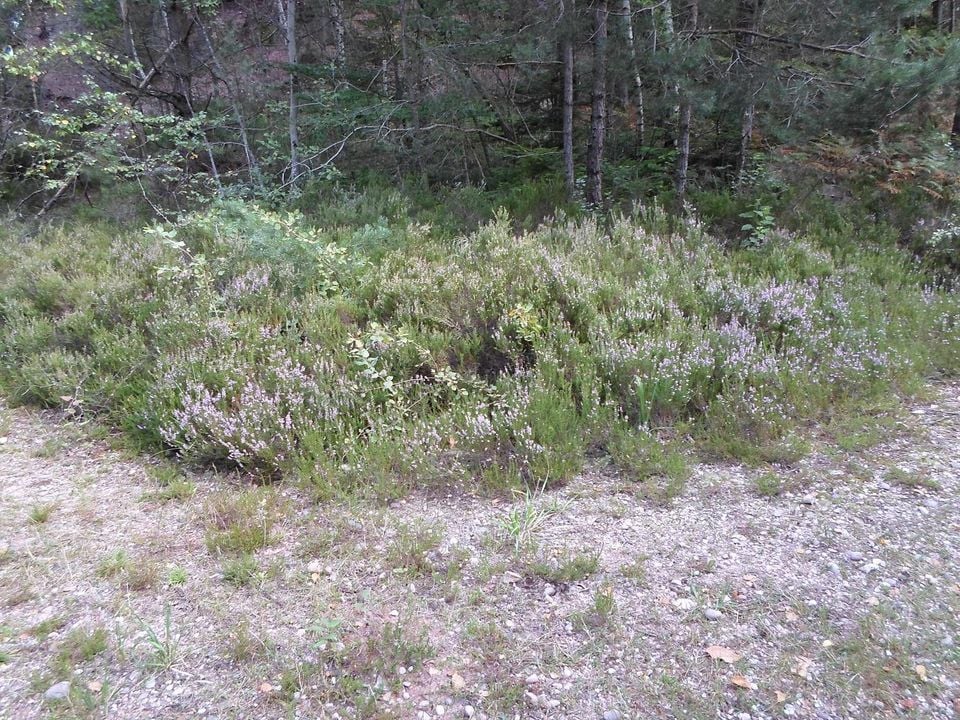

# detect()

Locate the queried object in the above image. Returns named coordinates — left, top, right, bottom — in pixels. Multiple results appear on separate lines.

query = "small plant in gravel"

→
left=31, top=617, right=67, bottom=640
left=527, top=551, right=600, bottom=584
left=96, top=550, right=130, bottom=578
left=221, top=554, right=260, bottom=587
left=95, top=551, right=157, bottom=590
left=225, top=619, right=264, bottom=663
left=136, top=604, right=178, bottom=672
left=463, top=619, right=510, bottom=662
left=277, top=661, right=320, bottom=700
left=0, top=649, right=12, bottom=664
left=143, top=478, right=196, bottom=503
left=166, top=566, right=187, bottom=586
left=143, top=465, right=196, bottom=502
left=53, top=627, right=108, bottom=675
left=385, top=522, right=443, bottom=576
left=574, top=585, right=618, bottom=632
left=363, top=619, right=434, bottom=677
left=620, top=555, right=648, bottom=584
left=31, top=436, right=67, bottom=459
left=500, top=485, right=570, bottom=553
left=884, top=466, right=940, bottom=491
left=27, top=503, right=56, bottom=525
left=308, top=616, right=344, bottom=650
left=754, top=471, right=785, bottom=498
left=124, top=561, right=160, bottom=591
left=204, top=489, right=281, bottom=555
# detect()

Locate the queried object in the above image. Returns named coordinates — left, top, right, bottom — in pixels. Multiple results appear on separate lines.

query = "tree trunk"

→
left=674, top=0, right=697, bottom=198
left=586, top=0, right=608, bottom=207
left=330, top=0, right=346, bottom=77
left=620, top=0, right=645, bottom=146
left=285, top=0, right=302, bottom=188
left=735, top=0, right=763, bottom=186
left=561, top=1, right=576, bottom=198
left=951, top=91, right=960, bottom=149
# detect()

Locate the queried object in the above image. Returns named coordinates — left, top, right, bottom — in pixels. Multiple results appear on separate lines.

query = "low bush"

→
left=0, top=200, right=957, bottom=495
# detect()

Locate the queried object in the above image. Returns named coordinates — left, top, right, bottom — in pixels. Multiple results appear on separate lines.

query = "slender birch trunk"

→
left=330, top=0, right=346, bottom=77
left=284, top=0, right=302, bottom=188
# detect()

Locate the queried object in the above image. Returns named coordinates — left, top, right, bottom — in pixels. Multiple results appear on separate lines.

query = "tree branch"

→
left=695, top=28, right=893, bottom=62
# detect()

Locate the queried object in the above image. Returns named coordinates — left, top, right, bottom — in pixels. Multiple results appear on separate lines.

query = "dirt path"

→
left=1, top=386, right=958, bottom=720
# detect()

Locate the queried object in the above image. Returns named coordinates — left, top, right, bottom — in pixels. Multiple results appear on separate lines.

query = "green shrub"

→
left=0, top=200, right=956, bottom=498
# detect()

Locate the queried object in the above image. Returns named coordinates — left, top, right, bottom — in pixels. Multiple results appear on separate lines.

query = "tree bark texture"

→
left=586, top=0, right=608, bottom=207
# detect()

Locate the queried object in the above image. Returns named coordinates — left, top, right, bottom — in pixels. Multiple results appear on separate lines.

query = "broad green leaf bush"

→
left=0, top=201, right=957, bottom=494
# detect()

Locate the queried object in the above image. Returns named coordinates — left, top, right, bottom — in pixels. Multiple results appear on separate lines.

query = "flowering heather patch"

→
left=0, top=202, right=958, bottom=489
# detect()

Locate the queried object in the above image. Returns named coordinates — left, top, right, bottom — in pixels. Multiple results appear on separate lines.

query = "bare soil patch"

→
left=1, top=386, right=958, bottom=719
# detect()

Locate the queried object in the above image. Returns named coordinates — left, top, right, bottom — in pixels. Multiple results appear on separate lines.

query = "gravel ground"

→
left=0, top=385, right=958, bottom=720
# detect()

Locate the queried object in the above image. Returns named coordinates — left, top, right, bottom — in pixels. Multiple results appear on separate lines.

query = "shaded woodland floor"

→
left=0, top=386, right=958, bottom=720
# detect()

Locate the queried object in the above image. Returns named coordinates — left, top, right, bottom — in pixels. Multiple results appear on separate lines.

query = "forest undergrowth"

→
left=1, top=200, right=957, bottom=499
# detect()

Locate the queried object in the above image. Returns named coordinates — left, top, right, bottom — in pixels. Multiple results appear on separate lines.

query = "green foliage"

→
left=221, top=555, right=260, bottom=587
left=0, top=201, right=957, bottom=498
left=527, top=551, right=600, bottom=584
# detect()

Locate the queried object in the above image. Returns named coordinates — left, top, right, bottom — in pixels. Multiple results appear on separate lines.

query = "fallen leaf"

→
left=784, top=610, right=799, bottom=622
left=900, top=698, right=917, bottom=710
left=258, top=682, right=274, bottom=694
left=86, top=680, right=102, bottom=693
left=451, top=673, right=465, bottom=690
left=794, top=656, right=814, bottom=680
left=730, top=674, right=756, bottom=690
left=775, top=691, right=789, bottom=704
left=915, top=665, right=928, bottom=683
left=705, top=645, right=741, bottom=664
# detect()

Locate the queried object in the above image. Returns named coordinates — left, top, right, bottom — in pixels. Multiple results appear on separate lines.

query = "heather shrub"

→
left=0, top=200, right=957, bottom=490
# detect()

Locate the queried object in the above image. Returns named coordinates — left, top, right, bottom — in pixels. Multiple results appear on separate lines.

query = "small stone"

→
left=463, top=706, right=475, bottom=718
left=672, top=598, right=696, bottom=611
left=603, top=711, right=621, bottom=720
left=145, top=677, right=156, bottom=690
left=799, top=494, right=815, bottom=505
left=525, top=674, right=540, bottom=685
left=846, top=551, right=864, bottom=562
left=704, top=608, right=723, bottom=621
left=828, top=562, right=841, bottom=575
left=546, top=699, right=561, bottom=709
left=436, top=704, right=445, bottom=716
left=737, top=713, right=751, bottom=720
left=544, top=584, right=556, bottom=597
left=44, top=681, right=70, bottom=701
